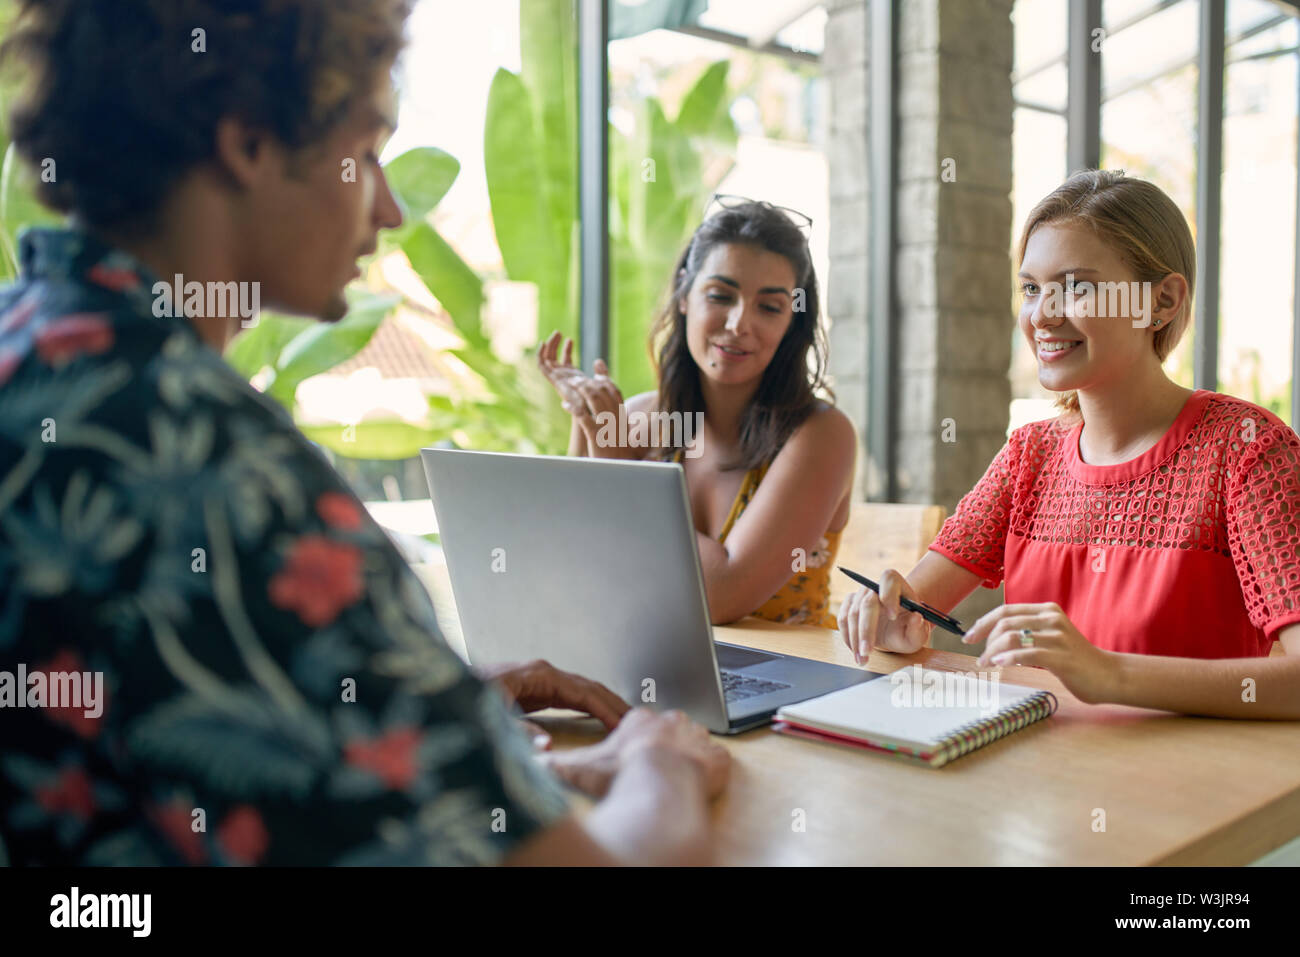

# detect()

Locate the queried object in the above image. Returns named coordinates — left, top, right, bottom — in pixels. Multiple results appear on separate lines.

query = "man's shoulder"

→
left=1, top=270, right=173, bottom=393
left=0, top=277, right=289, bottom=437
left=0, top=288, right=322, bottom=570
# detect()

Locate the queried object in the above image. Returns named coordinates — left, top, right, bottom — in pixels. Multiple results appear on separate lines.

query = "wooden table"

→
left=413, top=562, right=1300, bottom=865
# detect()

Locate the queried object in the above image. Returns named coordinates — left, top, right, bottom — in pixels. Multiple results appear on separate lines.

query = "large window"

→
left=1011, top=0, right=1300, bottom=430
left=268, top=0, right=834, bottom=513
left=1010, top=0, right=1069, bottom=429
left=1100, top=0, right=1200, bottom=392
left=1220, top=1, right=1297, bottom=420
left=605, top=5, right=829, bottom=396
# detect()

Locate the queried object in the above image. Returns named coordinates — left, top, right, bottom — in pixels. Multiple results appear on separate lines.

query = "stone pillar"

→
left=826, top=0, right=1015, bottom=646
left=895, top=0, right=1013, bottom=510
left=826, top=0, right=1013, bottom=512
left=825, top=0, right=871, bottom=488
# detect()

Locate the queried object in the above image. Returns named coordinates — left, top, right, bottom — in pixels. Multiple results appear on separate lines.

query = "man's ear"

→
left=213, top=115, right=278, bottom=189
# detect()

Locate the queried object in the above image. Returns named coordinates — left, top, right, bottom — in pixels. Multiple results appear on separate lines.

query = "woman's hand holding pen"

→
left=966, top=602, right=1121, bottom=705
left=838, top=569, right=933, bottom=664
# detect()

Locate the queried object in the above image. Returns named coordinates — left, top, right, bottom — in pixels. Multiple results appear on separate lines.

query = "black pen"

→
left=837, top=566, right=966, bottom=636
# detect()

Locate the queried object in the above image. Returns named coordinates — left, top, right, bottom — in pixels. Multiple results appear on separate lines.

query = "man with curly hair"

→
left=0, top=0, right=727, bottom=866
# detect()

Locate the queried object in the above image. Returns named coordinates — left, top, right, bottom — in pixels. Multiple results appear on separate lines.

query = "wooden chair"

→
left=828, top=502, right=948, bottom=611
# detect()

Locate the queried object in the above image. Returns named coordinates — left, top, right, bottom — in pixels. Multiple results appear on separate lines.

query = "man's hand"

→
left=476, top=659, right=630, bottom=730
left=615, top=708, right=730, bottom=799
left=542, top=707, right=730, bottom=799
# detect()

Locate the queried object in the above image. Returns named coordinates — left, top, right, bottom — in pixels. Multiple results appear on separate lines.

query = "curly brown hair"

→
left=0, top=0, right=413, bottom=230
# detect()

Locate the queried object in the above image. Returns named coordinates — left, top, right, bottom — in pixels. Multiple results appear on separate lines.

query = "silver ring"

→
left=1019, top=628, right=1035, bottom=647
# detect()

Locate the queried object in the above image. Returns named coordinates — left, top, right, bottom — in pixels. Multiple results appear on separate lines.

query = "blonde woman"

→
left=839, top=170, right=1300, bottom=718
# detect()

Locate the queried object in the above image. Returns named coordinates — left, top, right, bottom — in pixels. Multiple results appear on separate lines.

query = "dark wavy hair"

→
left=649, top=201, right=830, bottom=471
left=0, top=0, right=413, bottom=231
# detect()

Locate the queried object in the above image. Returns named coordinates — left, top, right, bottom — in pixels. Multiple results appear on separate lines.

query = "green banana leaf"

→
left=301, top=419, right=447, bottom=459
left=520, top=0, right=578, bottom=263
left=0, top=143, right=60, bottom=281
left=224, top=312, right=314, bottom=380
left=380, top=146, right=461, bottom=249
left=385, top=147, right=460, bottom=222
left=606, top=61, right=737, bottom=394
left=676, top=60, right=737, bottom=150
left=266, top=291, right=398, bottom=407
left=401, top=221, right=485, bottom=347
left=484, top=66, right=575, bottom=343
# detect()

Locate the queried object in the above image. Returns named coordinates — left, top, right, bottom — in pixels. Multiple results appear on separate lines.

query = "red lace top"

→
left=930, top=390, right=1300, bottom=658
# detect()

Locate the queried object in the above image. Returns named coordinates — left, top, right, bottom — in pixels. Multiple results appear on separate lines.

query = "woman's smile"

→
left=712, top=341, right=752, bottom=363
left=1036, top=337, right=1083, bottom=363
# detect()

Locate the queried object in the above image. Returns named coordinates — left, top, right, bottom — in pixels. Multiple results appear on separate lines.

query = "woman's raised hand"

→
left=537, top=330, right=630, bottom=457
left=537, top=330, right=588, bottom=410
left=838, top=568, right=933, bottom=664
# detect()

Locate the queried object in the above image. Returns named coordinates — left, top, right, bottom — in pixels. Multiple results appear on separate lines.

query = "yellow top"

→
left=677, top=452, right=842, bottom=629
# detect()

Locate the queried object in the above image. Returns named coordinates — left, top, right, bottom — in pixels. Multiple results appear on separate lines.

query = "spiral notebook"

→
left=772, top=667, right=1057, bottom=768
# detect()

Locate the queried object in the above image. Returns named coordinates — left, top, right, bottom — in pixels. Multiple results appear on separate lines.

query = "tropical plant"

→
left=0, top=0, right=740, bottom=457
left=0, top=0, right=61, bottom=281
left=608, top=57, right=737, bottom=395
left=484, top=0, right=737, bottom=397
left=226, top=146, right=571, bottom=459
left=0, top=147, right=60, bottom=282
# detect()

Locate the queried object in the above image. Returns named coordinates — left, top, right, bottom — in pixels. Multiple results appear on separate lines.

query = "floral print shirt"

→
left=0, top=228, right=569, bottom=865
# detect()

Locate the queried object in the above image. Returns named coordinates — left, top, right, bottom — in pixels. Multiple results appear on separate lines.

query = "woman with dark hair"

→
left=539, top=198, right=856, bottom=627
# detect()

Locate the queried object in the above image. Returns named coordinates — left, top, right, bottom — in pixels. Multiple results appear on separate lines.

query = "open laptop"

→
left=420, top=448, right=880, bottom=733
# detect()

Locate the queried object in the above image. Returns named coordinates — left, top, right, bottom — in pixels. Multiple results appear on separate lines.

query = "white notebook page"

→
left=775, top=668, right=1045, bottom=750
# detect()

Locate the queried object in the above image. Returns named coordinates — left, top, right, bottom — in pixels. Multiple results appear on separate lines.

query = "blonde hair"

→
left=1016, top=170, right=1196, bottom=419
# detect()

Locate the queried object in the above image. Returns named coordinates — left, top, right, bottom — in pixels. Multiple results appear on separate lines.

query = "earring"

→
left=1153, top=318, right=1162, bottom=327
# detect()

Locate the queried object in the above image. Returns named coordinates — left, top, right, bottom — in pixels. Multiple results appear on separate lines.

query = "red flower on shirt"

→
left=33, top=313, right=114, bottom=366
left=87, top=264, right=141, bottom=293
left=316, top=491, right=364, bottom=531
left=268, top=536, right=365, bottom=627
left=217, top=805, right=269, bottom=865
left=35, top=766, right=96, bottom=821
left=344, top=726, right=423, bottom=791
left=33, top=649, right=106, bottom=740
left=148, top=799, right=208, bottom=865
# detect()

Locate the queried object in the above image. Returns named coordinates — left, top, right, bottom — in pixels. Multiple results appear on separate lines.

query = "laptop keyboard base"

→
left=720, top=669, right=792, bottom=703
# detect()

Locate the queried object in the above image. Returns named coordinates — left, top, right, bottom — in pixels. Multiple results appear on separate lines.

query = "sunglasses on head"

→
left=704, top=193, right=813, bottom=233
